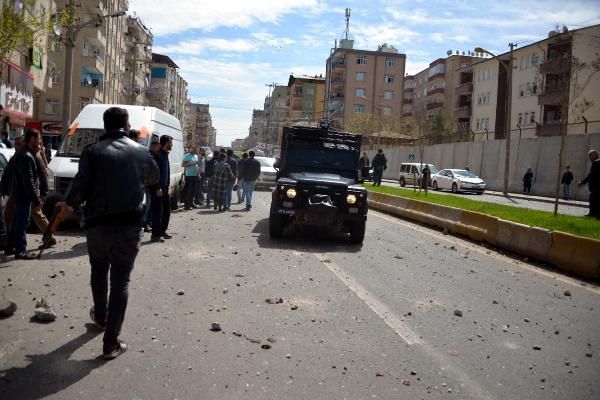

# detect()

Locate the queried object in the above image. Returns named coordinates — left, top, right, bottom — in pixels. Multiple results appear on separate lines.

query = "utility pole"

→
left=503, top=42, right=517, bottom=195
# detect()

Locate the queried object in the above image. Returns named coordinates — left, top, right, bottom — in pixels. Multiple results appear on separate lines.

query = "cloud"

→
left=129, top=0, right=321, bottom=35
left=153, top=38, right=258, bottom=55
left=352, top=23, right=420, bottom=50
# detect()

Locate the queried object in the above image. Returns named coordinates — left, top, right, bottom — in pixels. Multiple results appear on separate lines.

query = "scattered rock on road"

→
left=564, top=290, right=571, bottom=297
left=376, top=373, right=384, bottom=377
left=177, top=289, right=185, bottom=295
left=291, top=305, right=298, bottom=310
left=402, top=379, right=411, bottom=386
left=533, top=345, right=542, bottom=350
left=210, top=322, right=222, bottom=331
left=453, top=309, right=463, bottom=317
left=261, top=344, right=272, bottom=350
left=0, top=298, right=17, bottom=318
left=33, top=299, right=56, bottom=322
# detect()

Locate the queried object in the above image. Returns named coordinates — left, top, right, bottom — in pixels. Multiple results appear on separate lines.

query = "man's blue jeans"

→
left=225, top=182, right=233, bottom=208
left=7, top=201, right=31, bottom=253
left=242, top=180, right=256, bottom=208
left=563, top=184, right=571, bottom=200
left=237, top=179, right=245, bottom=203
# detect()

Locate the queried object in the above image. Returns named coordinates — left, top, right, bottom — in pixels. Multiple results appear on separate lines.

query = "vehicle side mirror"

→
left=273, top=157, right=281, bottom=170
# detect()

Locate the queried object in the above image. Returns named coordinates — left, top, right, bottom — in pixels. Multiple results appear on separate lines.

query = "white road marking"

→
left=315, top=253, right=423, bottom=345
left=371, top=210, right=600, bottom=296
left=313, top=252, right=495, bottom=400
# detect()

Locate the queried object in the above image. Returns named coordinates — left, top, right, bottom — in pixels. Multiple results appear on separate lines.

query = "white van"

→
left=47, top=104, right=185, bottom=212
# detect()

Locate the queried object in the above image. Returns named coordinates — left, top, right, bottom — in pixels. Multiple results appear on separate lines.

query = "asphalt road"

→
left=1, top=190, right=599, bottom=400
left=379, top=180, right=589, bottom=217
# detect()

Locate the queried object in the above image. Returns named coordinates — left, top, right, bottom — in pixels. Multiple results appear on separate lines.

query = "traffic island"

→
left=368, top=191, right=600, bottom=280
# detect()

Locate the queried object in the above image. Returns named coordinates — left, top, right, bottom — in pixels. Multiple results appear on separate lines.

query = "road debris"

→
left=0, top=298, right=17, bottom=318
left=453, top=309, right=463, bottom=317
left=210, top=322, right=222, bottom=331
left=33, top=298, right=57, bottom=322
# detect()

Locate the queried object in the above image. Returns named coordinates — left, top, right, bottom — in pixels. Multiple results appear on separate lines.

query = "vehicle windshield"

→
left=422, top=165, right=439, bottom=174
left=256, top=157, right=275, bottom=168
left=58, top=128, right=149, bottom=156
left=58, top=128, right=104, bottom=156
left=285, top=143, right=358, bottom=177
left=454, top=170, right=477, bottom=178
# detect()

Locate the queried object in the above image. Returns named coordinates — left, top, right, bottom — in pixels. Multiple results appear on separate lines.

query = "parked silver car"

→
left=431, top=169, right=486, bottom=194
left=398, top=162, right=439, bottom=187
left=255, top=156, right=277, bottom=188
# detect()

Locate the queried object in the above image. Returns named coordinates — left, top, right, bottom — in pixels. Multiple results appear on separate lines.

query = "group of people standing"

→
left=359, top=149, right=388, bottom=186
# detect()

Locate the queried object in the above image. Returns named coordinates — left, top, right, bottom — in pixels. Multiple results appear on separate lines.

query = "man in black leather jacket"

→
left=4, top=128, right=42, bottom=259
left=61, top=107, right=159, bottom=360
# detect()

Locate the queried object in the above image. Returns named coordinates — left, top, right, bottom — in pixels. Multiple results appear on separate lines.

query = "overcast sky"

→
left=129, top=0, right=600, bottom=146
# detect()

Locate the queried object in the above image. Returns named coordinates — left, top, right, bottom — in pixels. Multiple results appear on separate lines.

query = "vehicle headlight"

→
left=346, top=194, right=357, bottom=204
left=286, top=188, right=297, bottom=199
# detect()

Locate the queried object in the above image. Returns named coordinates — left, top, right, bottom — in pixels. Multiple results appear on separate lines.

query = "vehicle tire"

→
left=433, top=181, right=439, bottom=191
left=269, top=214, right=285, bottom=238
left=399, top=177, right=405, bottom=187
left=451, top=183, right=458, bottom=193
left=349, top=221, right=366, bottom=244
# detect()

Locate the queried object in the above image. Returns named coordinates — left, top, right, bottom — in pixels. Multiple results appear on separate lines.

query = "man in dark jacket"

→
left=241, top=150, right=261, bottom=211
left=578, top=149, right=600, bottom=218
left=4, top=128, right=41, bottom=259
left=150, top=135, right=172, bottom=241
left=371, top=149, right=387, bottom=186
left=561, top=165, right=574, bottom=200
left=224, top=149, right=238, bottom=210
left=204, top=150, right=219, bottom=208
left=60, top=107, right=159, bottom=359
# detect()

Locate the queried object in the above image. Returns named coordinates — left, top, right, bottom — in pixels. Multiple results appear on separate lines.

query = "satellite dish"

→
left=447, top=50, right=452, bottom=56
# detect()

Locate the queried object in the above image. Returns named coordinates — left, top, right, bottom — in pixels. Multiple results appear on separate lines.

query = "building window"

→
left=385, top=58, right=395, bottom=68
left=382, top=107, right=392, bottom=116
left=520, top=53, right=539, bottom=70
left=305, top=88, right=314, bottom=95
left=384, top=91, right=393, bottom=100
left=355, top=88, right=366, bottom=97
left=384, top=75, right=394, bottom=83
left=354, top=104, right=365, bottom=113
left=51, top=72, right=61, bottom=85
left=305, top=100, right=313, bottom=108
left=357, top=55, right=367, bottom=65
left=356, top=72, right=366, bottom=81
left=45, top=99, right=59, bottom=115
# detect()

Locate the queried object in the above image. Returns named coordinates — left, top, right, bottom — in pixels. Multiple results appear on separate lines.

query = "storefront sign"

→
left=32, top=47, right=42, bottom=70
left=42, top=122, right=63, bottom=135
left=0, top=83, right=33, bottom=123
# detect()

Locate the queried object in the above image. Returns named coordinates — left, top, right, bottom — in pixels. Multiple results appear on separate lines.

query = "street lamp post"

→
left=475, top=43, right=516, bottom=195
left=54, top=1, right=125, bottom=135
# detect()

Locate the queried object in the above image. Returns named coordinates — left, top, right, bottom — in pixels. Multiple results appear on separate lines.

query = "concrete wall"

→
left=369, top=132, right=600, bottom=200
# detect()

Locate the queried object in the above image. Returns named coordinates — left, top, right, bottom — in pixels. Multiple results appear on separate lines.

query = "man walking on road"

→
left=224, top=149, right=238, bottom=210
left=60, top=107, right=159, bottom=359
left=204, top=151, right=219, bottom=208
left=236, top=152, right=248, bottom=204
left=578, top=149, right=600, bottom=218
left=151, top=135, right=173, bottom=241
left=371, top=149, right=387, bottom=186
left=241, top=150, right=261, bottom=211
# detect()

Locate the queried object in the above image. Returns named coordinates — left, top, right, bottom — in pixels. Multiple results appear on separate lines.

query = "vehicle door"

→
left=409, top=165, right=419, bottom=185
left=441, top=170, right=452, bottom=189
left=446, top=170, right=456, bottom=189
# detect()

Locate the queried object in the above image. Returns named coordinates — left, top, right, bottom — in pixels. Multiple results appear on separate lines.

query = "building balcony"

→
left=454, top=106, right=471, bottom=118
left=402, top=98, right=413, bottom=104
left=455, top=82, right=473, bottom=96
left=536, top=121, right=564, bottom=137
left=427, top=101, right=444, bottom=110
left=539, top=58, right=571, bottom=75
left=332, top=59, right=346, bottom=68
left=427, top=87, right=445, bottom=96
left=329, top=92, right=345, bottom=99
left=404, top=86, right=414, bottom=92
left=331, top=77, right=345, bottom=84
left=538, top=89, right=565, bottom=106
left=428, top=72, right=445, bottom=81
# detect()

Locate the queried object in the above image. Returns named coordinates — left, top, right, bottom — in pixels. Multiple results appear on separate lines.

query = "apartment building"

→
left=402, top=53, right=482, bottom=135
left=122, top=15, right=152, bottom=105
left=1, top=0, right=57, bottom=142
left=326, top=40, right=406, bottom=132
left=184, top=102, right=214, bottom=147
left=265, top=85, right=289, bottom=146
left=34, top=0, right=128, bottom=144
left=146, top=53, right=188, bottom=124
left=287, top=74, right=325, bottom=127
left=248, top=109, right=266, bottom=148
left=470, top=24, right=600, bottom=140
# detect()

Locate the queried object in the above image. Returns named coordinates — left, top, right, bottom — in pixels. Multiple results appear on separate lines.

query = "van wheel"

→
left=399, top=177, right=405, bottom=187
left=350, top=221, right=366, bottom=244
left=269, top=214, right=285, bottom=238
left=452, top=183, right=458, bottom=193
left=433, top=181, right=439, bottom=191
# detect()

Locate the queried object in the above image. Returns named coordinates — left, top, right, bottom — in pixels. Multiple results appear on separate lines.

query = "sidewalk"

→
left=481, top=189, right=588, bottom=209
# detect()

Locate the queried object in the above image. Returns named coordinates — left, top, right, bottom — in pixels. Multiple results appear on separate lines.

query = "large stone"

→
left=33, top=299, right=57, bottom=322
left=0, top=299, right=17, bottom=318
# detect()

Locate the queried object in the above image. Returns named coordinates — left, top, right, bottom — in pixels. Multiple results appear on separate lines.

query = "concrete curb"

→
left=368, top=192, right=600, bottom=280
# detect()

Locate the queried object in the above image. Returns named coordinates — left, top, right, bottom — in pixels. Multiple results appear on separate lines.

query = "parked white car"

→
left=255, top=156, right=277, bottom=188
left=431, top=169, right=486, bottom=194
left=398, top=162, right=439, bottom=187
